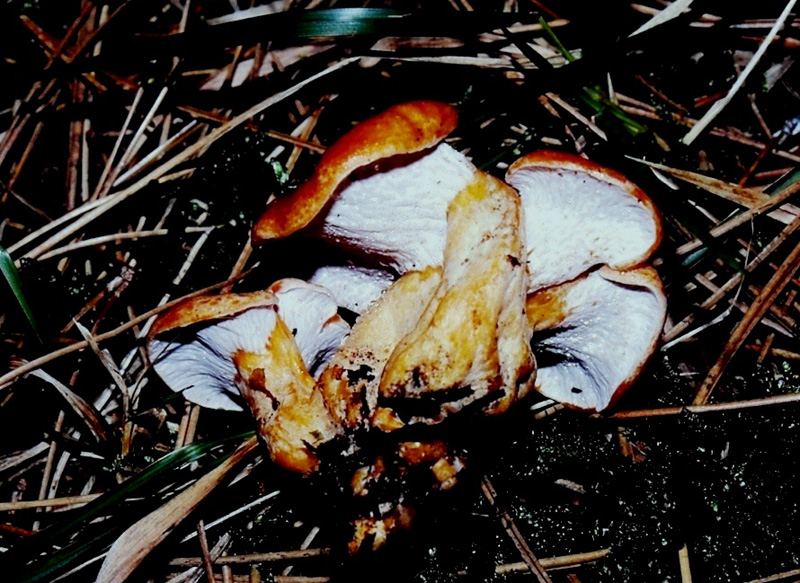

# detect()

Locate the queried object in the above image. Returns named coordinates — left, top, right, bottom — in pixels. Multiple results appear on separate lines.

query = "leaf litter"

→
left=1, top=1, right=800, bottom=582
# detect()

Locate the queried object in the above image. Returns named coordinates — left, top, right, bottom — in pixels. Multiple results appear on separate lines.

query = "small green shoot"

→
left=271, top=160, right=290, bottom=185
left=538, top=16, right=575, bottom=63
left=581, top=86, right=648, bottom=136
left=0, top=246, right=40, bottom=341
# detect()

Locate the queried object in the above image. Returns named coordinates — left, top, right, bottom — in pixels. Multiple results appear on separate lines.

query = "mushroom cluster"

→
left=147, top=100, right=666, bottom=550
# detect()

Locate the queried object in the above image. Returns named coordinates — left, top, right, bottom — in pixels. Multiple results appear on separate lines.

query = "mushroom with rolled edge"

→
left=252, top=100, right=477, bottom=272
left=505, top=150, right=662, bottom=292
left=147, top=280, right=349, bottom=474
left=250, top=97, right=666, bottom=414
left=254, top=102, right=665, bottom=418
left=253, top=102, right=660, bottom=300
left=264, top=140, right=665, bottom=413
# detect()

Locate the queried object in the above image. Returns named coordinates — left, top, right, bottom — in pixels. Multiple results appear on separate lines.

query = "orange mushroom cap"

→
left=253, top=100, right=459, bottom=244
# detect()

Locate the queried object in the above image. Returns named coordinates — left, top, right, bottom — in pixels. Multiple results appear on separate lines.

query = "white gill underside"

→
left=150, top=308, right=279, bottom=411
left=309, top=265, right=395, bottom=314
left=508, top=168, right=659, bottom=291
left=270, top=280, right=351, bottom=376
left=532, top=269, right=666, bottom=411
left=320, top=143, right=477, bottom=273
left=150, top=283, right=350, bottom=411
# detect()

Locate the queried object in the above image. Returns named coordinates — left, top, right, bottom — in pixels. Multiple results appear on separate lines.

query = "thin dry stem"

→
left=197, top=520, right=217, bottom=583
left=693, top=239, right=800, bottom=404
left=481, top=476, right=553, bottom=583
left=745, top=344, right=800, bottom=360
left=114, top=121, right=202, bottom=187
left=664, top=215, right=800, bottom=343
left=0, top=270, right=253, bottom=389
left=36, top=229, right=169, bottom=261
left=0, top=493, right=101, bottom=512
left=683, top=0, right=797, bottom=144
left=8, top=121, right=43, bottom=189
left=495, top=548, right=610, bottom=574
left=93, top=87, right=144, bottom=199
left=544, top=92, right=607, bottom=140
left=607, top=392, right=800, bottom=420
left=15, top=58, right=358, bottom=261
left=169, top=549, right=330, bottom=567
left=678, top=544, right=693, bottom=583
left=741, top=568, right=800, bottom=583
left=676, top=180, right=800, bottom=256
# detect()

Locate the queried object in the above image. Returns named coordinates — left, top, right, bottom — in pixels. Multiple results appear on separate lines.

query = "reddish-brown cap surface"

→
left=150, top=290, right=276, bottom=337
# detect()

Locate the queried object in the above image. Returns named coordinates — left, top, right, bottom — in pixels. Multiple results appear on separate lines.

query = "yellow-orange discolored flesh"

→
left=379, top=171, right=536, bottom=422
left=234, top=318, right=339, bottom=474
left=318, top=266, right=443, bottom=430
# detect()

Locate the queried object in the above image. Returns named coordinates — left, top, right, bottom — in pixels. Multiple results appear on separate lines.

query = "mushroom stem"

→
left=378, top=171, right=536, bottom=423
left=234, top=318, right=338, bottom=475
left=318, top=266, right=442, bottom=430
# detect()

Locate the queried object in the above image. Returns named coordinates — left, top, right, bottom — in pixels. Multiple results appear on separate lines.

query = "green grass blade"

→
left=581, top=86, right=648, bottom=136
left=765, top=167, right=800, bottom=195
left=8, top=431, right=254, bottom=583
left=97, top=9, right=535, bottom=63
left=0, top=246, right=40, bottom=341
left=209, top=8, right=528, bottom=39
left=539, top=16, right=575, bottom=63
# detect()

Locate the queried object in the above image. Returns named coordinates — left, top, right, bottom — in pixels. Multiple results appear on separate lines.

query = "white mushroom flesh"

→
left=149, top=281, right=349, bottom=409
left=150, top=307, right=279, bottom=411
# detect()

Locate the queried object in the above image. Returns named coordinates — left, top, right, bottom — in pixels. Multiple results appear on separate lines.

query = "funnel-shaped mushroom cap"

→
left=148, top=282, right=348, bottom=473
left=310, top=265, right=395, bottom=314
left=149, top=291, right=278, bottom=411
left=318, top=266, right=442, bottom=429
left=253, top=101, right=464, bottom=261
left=506, top=151, right=662, bottom=292
left=379, top=172, right=536, bottom=424
left=526, top=266, right=667, bottom=411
